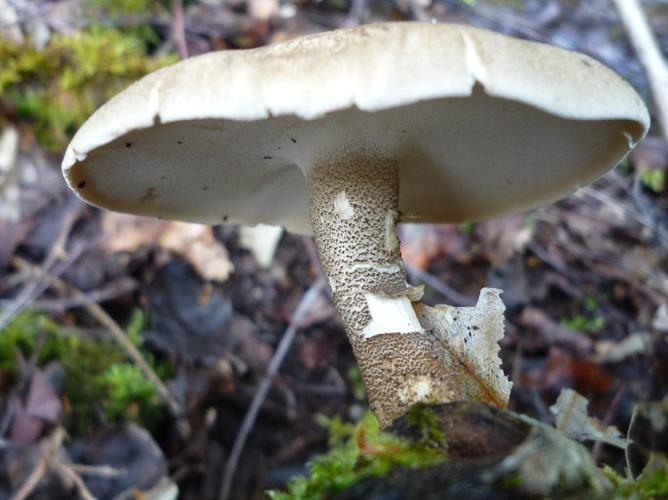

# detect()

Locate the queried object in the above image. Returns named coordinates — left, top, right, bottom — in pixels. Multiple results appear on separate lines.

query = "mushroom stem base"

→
left=308, top=155, right=456, bottom=428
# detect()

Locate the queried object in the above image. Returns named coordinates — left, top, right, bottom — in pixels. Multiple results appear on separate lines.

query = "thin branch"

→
left=54, top=463, right=96, bottom=500
left=67, top=463, right=126, bottom=478
left=613, top=0, right=668, bottom=142
left=344, top=0, right=366, bottom=26
left=11, top=256, right=182, bottom=418
left=405, top=263, right=475, bottom=306
left=12, top=427, right=66, bottom=500
left=26, top=278, right=138, bottom=313
left=0, top=206, right=80, bottom=330
left=218, top=278, right=326, bottom=500
left=172, top=0, right=188, bottom=59
left=592, top=384, right=626, bottom=462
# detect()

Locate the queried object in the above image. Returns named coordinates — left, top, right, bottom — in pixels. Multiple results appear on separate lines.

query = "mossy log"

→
left=334, top=402, right=610, bottom=499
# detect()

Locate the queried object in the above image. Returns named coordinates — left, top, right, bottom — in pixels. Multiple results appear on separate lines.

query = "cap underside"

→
left=66, top=90, right=643, bottom=234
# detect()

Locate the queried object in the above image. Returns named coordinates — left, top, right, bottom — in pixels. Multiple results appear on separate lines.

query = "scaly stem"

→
left=308, top=154, right=455, bottom=428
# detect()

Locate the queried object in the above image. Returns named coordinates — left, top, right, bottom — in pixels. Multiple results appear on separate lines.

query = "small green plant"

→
left=89, top=0, right=160, bottom=15
left=0, top=310, right=60, bottom=372
left=605, top=464, right=668, bottom=499
left=640, top=168, right=665, bottom=193
left=562, top=296, right=606, bottom=334
left=347, top=366, right=366, bottom=401
left=458, top=222, right=476, bottom=235
left=405, top=403, right=447, bottom=446
left=96, top=363, right=160, bottom=423
left=269, top=409, right=446, bottom=500
left=0, top=309, right=167, bottom=433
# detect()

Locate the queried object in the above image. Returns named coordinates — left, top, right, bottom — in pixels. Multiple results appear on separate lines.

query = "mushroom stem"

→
left=308, top=155, right=455, bottom=428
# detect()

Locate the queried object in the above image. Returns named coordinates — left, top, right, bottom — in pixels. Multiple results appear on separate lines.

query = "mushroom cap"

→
left=62, top=22, right=649, bottom=234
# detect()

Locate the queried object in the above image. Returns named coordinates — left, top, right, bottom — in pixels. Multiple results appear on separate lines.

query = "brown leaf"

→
left=476, top=214, right=533, bottom=264
left=102, top=213, right=234, bottom=282
left=9, top=369, right=62, bottom=443
left=24, top=369, right=61, bottom=421
left=159, top=222, right=233, bottom=282
left=399, top=224, right=466, bottom=270
left=522, top=349, right=613, bottom=394
left=101, top=212, right=167, bottom=252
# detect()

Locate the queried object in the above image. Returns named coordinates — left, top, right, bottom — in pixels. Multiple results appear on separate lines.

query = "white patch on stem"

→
left=362, top=293, right=423, bottom=338
left=397, top=375, right=433, bottom=403
left=347, top=262, right=401, bottom=274
left=384, top=210, right=399, bottom=252
left=334, top=191, right=354, bottom=219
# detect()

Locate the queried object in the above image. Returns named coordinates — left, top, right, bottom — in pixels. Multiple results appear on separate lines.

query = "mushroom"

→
left=62, top=22, right=649, bottom=427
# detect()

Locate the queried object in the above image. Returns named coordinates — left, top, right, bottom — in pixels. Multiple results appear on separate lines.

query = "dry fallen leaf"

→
left=9, top=369, right=62, bottom=443
left=102, top=213, right=233, bottom=282
left=159, top=222, right=233, bottom=282
left=549, top=387, right=627, bottom=449
left=101, top=212, right=167, bottom=252
left=414, top=288, right=512, bottom=408
left=399, top=223, right=466, bottom=270
left=476, top=214, right=534, bottom=264
left=594, top=332, right=651, bottom=363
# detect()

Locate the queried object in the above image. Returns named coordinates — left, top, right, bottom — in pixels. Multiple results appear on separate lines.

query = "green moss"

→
left=0, top=309, right=167, bottom=434
left=89, top=0, right=161, bottom=16
left=347, top=366, right=366, bottom=402
left=562, top=297, right=606, bottom=333
left=0, top=310, right=58, bottom=372
left=95, top=363, right=161, bottom=423
left=604, top=464, right=668, bottom=499
left=404, top=403, right=447, bottom=447
left=268, top=411, right=446, bottom=500
left=0, top=27, right=176, bottom=149
left=640, top=169, right=665, bottom=193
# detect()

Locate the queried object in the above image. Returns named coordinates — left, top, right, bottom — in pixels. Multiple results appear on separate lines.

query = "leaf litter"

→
left=0, top=0, right=667, bottom=498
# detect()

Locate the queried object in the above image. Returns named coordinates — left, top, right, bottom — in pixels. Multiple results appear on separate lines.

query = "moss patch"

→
left=0, top=309, right=169, bottom=434
left=0, top=27, right=175, bottom=149
left=268, top=407, right=447, bottom=500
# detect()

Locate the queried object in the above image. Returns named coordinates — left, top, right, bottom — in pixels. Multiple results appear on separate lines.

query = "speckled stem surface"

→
left=308, top=155, right=456, bottom=428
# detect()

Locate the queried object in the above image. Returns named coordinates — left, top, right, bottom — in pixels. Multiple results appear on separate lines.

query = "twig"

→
left=592, top=384, right=626, bottom=462
left=54, top=463, right=96, bottom=500
left=12, top=427, right=66, bottom=500
left=405, top=263, right=475, bottom=306
left=613, top=0, right=668, bottom=142
left=26, top=278, right=138, bottom=313
left=68, top=463, right=126, bottom=477
left=172, top=0, right=188, bottom=59
left=630, top=175, right=668, bottom=252
left=218, top=278, right=326, bottom=500
left=302, top=236, right=324, bottom=279
left=344, top=0, right=366, bottom=26
left=408, top=0, right=430, bottom=22
left=11, top=256, right=182, bottom=418
left=0, top=206, right=80, bottom=330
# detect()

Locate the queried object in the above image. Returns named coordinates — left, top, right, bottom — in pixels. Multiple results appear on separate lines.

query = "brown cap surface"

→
left=62, top=22, right=649, bottom=234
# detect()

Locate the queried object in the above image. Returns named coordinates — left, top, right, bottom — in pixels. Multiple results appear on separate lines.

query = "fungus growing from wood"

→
left=62, top=22, right=649, bottom=427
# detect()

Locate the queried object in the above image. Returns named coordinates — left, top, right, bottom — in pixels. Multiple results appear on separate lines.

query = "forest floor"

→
left=0, top=0, right=667, bottom=498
